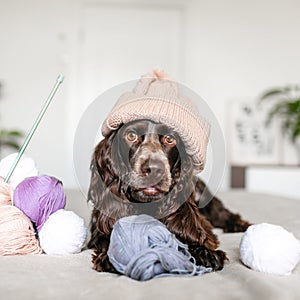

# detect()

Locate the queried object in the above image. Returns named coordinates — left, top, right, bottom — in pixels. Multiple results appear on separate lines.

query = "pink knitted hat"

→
left=102, top=69, right=210, bottom=172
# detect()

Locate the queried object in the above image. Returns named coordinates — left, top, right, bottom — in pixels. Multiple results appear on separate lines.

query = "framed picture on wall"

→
left=228, top=100, right=281, bottom=165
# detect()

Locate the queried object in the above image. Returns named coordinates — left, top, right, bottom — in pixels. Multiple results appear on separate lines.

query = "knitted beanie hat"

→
left=102, top=69, right=210, bottom=173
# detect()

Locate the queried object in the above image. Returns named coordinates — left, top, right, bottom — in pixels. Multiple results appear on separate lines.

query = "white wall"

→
left=185, top=0, right=300, bottom=187
left=246, top=166, right=300, bottom=199
left=1, top=0, right=300, bottom=190
left=0, top=0, right=78, bottom=186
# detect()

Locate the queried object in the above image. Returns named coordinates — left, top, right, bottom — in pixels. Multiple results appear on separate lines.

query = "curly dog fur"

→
left=87, top=120, right=251, bottom=273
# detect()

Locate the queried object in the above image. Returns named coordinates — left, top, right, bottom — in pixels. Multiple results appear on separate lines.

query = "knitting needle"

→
left=4, top=74, right=64, bottom=183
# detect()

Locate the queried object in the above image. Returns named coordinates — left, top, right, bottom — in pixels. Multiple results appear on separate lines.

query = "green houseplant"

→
left=0, top=81, right=23, bottom=158
left=0, top=129, right=23, bottom=153
left=260, top=85, right=300, bottom=163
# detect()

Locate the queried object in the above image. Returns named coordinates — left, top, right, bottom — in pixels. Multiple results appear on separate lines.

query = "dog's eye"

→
left=126, top=131, right=138, bottom=143
left=163, top=135, right=176, bottom=146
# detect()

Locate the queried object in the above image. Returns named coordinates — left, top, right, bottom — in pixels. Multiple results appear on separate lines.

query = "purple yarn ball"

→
left=13, top=175, right=66, bottom=231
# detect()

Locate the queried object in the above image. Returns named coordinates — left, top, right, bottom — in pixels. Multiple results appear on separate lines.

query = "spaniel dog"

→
left=87, top=119, right=251, bottom=273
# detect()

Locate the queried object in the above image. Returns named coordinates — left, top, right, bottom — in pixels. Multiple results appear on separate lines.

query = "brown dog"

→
left=87, top=119, right=250, bottom=273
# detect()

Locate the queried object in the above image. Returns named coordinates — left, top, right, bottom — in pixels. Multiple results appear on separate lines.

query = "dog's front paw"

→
left=224, top=214, right=252, bottom=233
left=189, top=245, right=228, bottom=271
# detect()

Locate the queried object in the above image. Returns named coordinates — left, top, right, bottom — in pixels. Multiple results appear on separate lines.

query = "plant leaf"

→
left=6, top=130, right=23, bottom=137
left=286, top=100, right=300, bottom=114
left=260, top=88, right=287, bottom=101
left=0, top=129, right=23, bottom=152
left=265, top=102, right=288, bottom=125
left=0, top=140, right=20, bottom=150
left=0, top=129, right=23, bottom=138
left=292, top=120, right=300, bottom=142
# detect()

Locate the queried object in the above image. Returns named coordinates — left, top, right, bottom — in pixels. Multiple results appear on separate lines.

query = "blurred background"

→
left=1, top=0, right=300, bottom=198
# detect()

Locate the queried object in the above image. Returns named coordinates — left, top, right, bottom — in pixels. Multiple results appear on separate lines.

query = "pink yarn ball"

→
left=13, top=175, right=66, bottom=231
left=0, top=177, right=13, bottom=206
left=0, top=205, right=42, bottom=256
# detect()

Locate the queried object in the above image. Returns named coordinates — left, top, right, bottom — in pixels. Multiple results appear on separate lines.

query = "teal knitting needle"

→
left=4, top=74, right=64, bottom=183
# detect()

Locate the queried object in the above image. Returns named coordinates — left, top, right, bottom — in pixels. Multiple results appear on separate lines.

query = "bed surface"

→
left=0, top=190, right=299, bottom=300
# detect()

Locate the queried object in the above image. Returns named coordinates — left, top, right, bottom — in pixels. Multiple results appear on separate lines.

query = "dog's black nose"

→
left=141, top=159, right=164, bottom=177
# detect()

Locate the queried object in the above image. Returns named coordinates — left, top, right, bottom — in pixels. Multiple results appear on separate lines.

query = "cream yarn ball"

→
left=39, top=209, right=87, bottom=255
left=240, top=223, right=300, bottom=275
left=0, top=153, right=38, bottom=188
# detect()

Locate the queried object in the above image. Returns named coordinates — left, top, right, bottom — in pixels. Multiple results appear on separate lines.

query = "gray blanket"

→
left=0, top=190, right=299, bottom=300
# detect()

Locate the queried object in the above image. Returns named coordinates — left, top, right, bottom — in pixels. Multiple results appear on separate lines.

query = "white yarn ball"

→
left=240, top=223, right=300, bottom=275
left=0, top=153, right=39, bottom=188
left=39, top=209, right=87, bottom=255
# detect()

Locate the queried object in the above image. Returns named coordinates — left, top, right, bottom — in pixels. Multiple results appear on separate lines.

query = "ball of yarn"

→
left=0, top=178, right=14, bottom=206
left=0, top=153, right=38, bottom=188
left=240, top=223, right=300, bottom=275
left=0, top=205, right=42, bottom=255
left=39, top=209, right=87, bottom=255
left=108, top=214, right=212, bottom=281
left=13, top=175, right=66, bottom=231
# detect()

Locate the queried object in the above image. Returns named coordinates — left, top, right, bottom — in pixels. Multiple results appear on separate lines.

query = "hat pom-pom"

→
left=152, top=67, right=170, bottom=80
left=141, top=67, right=170, bottom=80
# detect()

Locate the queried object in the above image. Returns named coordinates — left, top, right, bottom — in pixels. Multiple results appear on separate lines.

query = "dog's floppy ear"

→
left=87, top=130, right=132, bottom=220
left=88, top=132, right=118, bottom=209
left=88, top=155, right=105, bottom=210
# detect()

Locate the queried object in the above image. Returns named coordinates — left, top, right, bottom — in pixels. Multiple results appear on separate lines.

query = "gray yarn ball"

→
left=108, top=214, right=211, bottom=281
